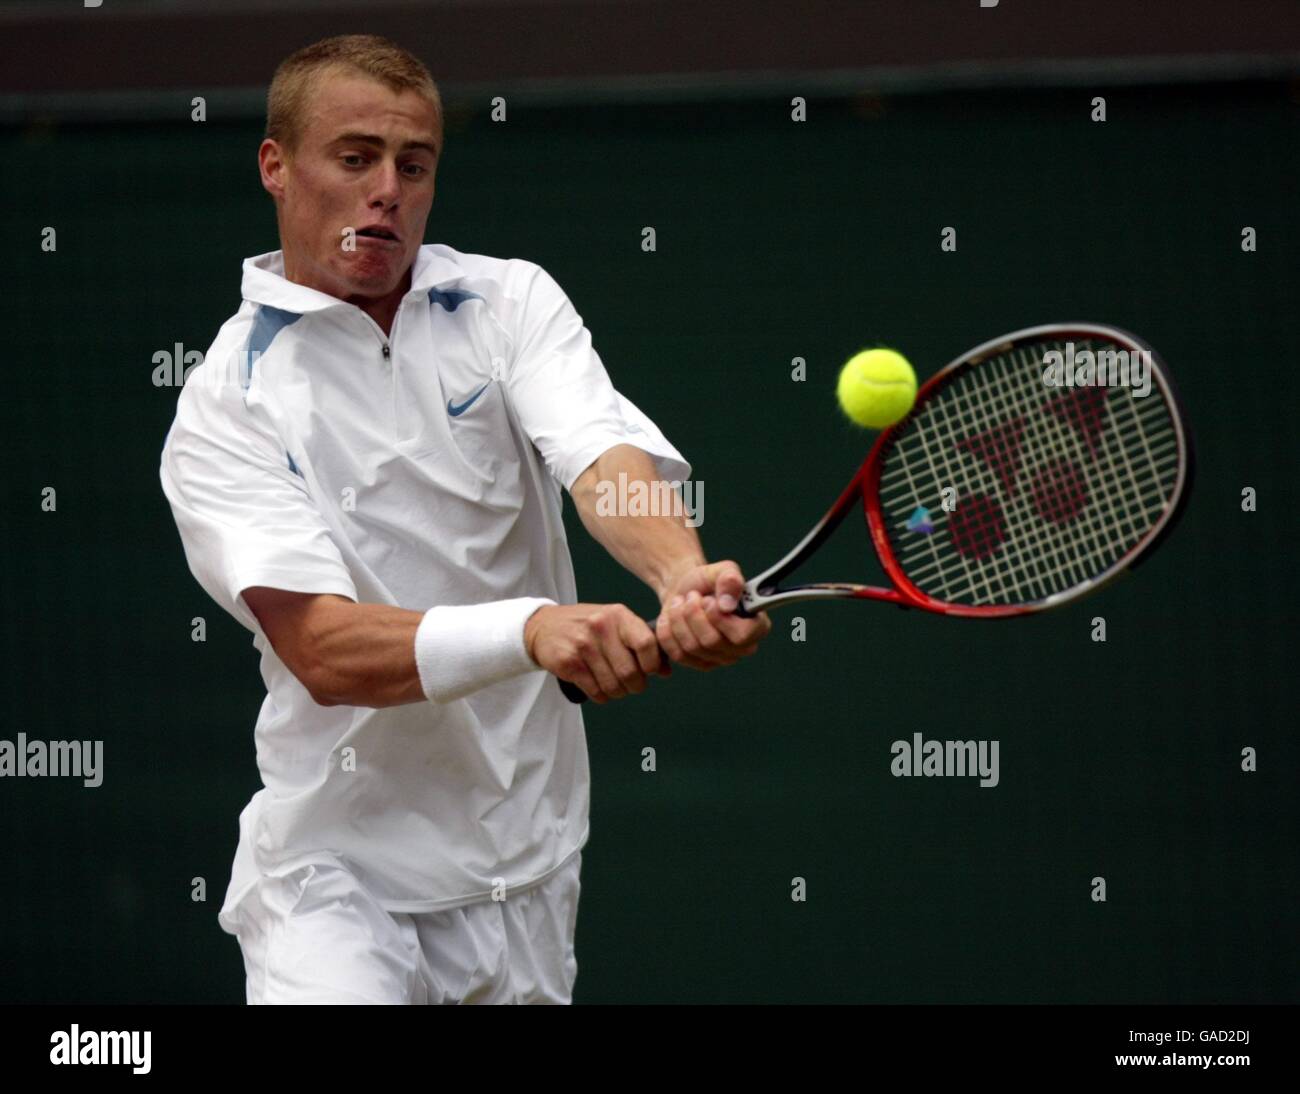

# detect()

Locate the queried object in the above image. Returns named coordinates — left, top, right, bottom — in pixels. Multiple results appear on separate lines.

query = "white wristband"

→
left=413, top=597, right=556, bottom=704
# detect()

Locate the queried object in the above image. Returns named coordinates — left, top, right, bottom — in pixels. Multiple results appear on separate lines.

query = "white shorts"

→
left=232, top=851, right=582, bottom=1004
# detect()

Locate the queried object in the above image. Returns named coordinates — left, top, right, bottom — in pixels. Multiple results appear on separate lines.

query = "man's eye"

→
left=342, top=154, right=365, bottom=167
left=402, top=163, right=428, bottom=176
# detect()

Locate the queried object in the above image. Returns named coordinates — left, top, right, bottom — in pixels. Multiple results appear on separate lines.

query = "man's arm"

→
left=246, top=583, right=673, bottom=709
left=243, top=589, right=551, bottom=709
left=565, top=443, right=771, bottom=671
left=568, top=444, right=706, bottom=602
left=242, top=590, right=426, bottom=708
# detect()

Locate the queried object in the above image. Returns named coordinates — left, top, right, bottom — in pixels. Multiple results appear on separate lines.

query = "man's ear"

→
left=258, top=138, right=289, bottom=200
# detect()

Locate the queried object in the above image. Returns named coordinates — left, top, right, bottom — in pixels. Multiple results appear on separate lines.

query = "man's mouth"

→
left=355, top=226, right=399, bottom=242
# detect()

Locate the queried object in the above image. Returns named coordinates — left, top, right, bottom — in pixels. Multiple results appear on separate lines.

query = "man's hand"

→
left=524, top=602, right=672, bottom=705
left=655, top=560, right=772, bottom=671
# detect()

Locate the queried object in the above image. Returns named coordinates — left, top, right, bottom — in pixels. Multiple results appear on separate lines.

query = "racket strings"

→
left=890, top=349, right=1094, bottom=603
left=878, top=338, right=1183, bottom=607
left=907, top=350, right=1175, bottom=604
left=921, top=351, right=1096, bottom=603
left=959, top=348, right=1164, bottom=598
left=898, top=344, right=1179, bottom=603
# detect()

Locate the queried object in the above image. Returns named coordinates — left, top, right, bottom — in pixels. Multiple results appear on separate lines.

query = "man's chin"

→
left=337, top=255, right=409, bottom=298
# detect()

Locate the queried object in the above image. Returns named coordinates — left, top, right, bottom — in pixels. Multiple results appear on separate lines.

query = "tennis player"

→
left=158, top=34, right=770, bottom=1004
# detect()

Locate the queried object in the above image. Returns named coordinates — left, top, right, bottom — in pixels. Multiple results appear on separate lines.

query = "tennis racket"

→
left=559, top=322, right=1193, bottom=703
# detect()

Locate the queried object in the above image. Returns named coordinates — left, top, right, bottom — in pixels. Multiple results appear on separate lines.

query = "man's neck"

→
left=351, top=274, right=409, bottom=339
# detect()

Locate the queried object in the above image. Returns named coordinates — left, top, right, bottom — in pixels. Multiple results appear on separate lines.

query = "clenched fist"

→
left=655, top=560, right=772, bottom=671
left=524, top=602, right=671, bottom=704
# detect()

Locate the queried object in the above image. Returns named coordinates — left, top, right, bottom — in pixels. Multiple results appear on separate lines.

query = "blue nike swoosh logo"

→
left=447, top=383, right=490, bottom=417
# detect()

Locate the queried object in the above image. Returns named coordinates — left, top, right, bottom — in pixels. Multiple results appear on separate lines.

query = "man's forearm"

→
left=287, top=597, right=426, bottom=708
left=255, top=592, right=551, bottom=709
left=569, top=444, right=706, bottom=602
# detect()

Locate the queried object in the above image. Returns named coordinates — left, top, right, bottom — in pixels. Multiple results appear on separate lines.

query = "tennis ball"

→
left=836, top=347, right=917, bottom=429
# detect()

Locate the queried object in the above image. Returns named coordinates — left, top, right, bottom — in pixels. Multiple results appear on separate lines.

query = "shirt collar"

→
left=240, top=244, right=462, bottom=313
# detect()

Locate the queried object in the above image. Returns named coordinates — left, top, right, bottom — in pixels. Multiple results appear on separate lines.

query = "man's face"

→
left=260, top=69, right=440, bottom=302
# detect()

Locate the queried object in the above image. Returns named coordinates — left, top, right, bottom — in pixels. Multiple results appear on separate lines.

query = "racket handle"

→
left=559, top=678, right=589, bottom=703
left=557, top=615, right=667, bottom=704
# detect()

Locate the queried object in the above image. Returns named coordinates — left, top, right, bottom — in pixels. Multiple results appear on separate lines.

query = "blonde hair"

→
left=265, top=34, right=443, bottom=155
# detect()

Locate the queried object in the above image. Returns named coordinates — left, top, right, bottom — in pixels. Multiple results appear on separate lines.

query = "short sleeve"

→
left=159, top=378, right=357, bottom=635
left=504, top=262, right=692, bottom=492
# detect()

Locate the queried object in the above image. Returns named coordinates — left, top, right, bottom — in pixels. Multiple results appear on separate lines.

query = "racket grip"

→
left=557, top=615, right=667, bottom=704
left=559, top=678, right=589, bottom=703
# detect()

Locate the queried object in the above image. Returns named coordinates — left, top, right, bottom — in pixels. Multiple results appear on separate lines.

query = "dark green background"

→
left=2, top=82, right=1295, bottom=1003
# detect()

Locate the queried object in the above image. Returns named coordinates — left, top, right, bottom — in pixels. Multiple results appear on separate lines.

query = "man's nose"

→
left=369, top=160, right=402, bottom=205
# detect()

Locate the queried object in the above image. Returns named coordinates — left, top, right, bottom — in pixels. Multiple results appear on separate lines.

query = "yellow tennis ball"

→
left=836, top=347, right=917, bottom=429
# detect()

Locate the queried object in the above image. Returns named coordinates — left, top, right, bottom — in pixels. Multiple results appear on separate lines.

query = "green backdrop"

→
left=2, top=82, right=1295, bottom=1002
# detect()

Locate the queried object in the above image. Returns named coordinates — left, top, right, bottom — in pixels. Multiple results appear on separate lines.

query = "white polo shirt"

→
left=159, top=243, right=690, bottom=929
